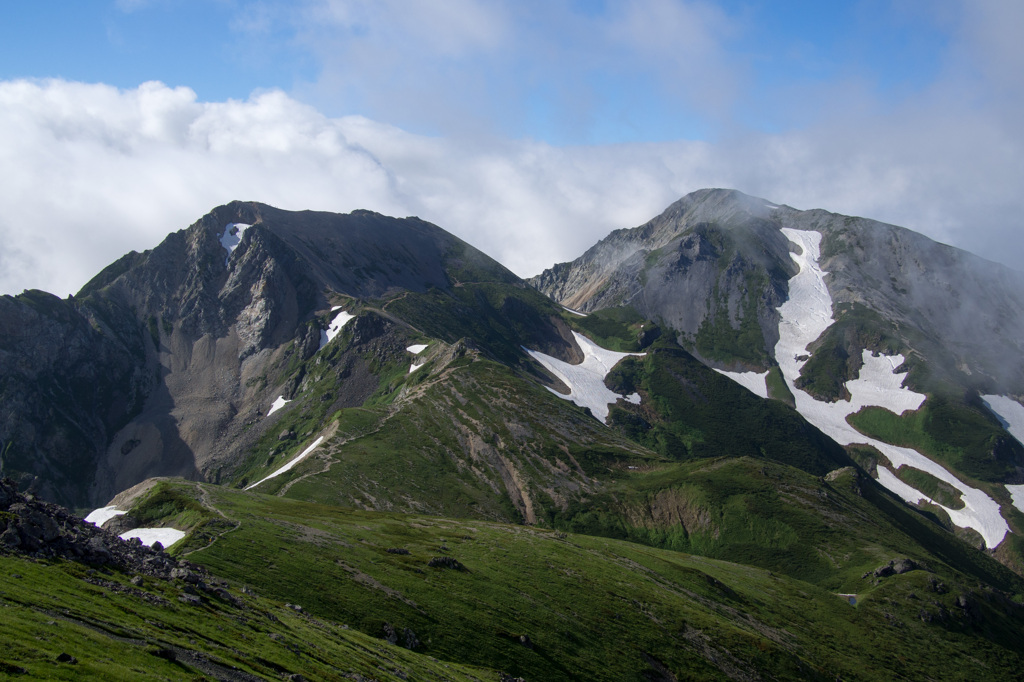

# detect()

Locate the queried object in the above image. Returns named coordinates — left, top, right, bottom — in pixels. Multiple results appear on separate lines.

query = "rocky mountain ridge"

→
left=531, top=188, right=1024, bottom=396
left=1, top=202, right=576, bottom=508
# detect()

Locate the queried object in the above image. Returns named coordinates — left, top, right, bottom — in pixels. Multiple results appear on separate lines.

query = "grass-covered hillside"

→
left=0, top=552, right=495, bottom=681
left=105, top=479, right=1024, bottom=681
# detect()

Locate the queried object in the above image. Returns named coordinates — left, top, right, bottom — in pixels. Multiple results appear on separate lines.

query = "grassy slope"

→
left=0, top=552, right=492, bottom=681
left=566, top=306, right=652, bottom=352
left=385, top=281, right=567, bottom=368
left=604, top=342, right=850, bottom=476
left=139, top=480, right=1024, bottom=682
left=847, top=396, right=1023, bottom=483
left=249, top=352, right=655, bottom=522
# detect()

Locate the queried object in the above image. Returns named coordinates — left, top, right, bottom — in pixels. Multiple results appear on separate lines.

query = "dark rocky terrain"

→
left=0, top=477, right=208, bottom=585
left=0, top=203, right=578, bottom=508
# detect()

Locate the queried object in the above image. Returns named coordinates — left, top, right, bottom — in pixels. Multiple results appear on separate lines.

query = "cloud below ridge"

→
left=1, top=75, right=1022, bottom=299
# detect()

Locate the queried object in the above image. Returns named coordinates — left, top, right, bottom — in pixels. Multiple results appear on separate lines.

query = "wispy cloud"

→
left=1, top=1, right=1022, bottom=297
left=1, top=69, right=1022, bottom=299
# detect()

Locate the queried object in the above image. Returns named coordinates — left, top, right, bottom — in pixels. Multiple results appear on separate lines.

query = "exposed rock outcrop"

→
left=0, top=478, right=206, bottom=584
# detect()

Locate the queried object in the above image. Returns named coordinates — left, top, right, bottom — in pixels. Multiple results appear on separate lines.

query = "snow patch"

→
left=319, top=310, right=355, bottom=350
left=714, top=369, right=769, bottom=399
left=562, top=306, right=588, bottom=317
left=119, top=528, right=186, bottom=548
left=773, top=228, right=1009, bottom=548
left=776, top=228, right=835, bottom=382
left=525, top=331, right=644, bottom=424
left=246, top=436, right=326, bottom=490
left=980, top=395, right=1024, bottom=446
left=84, top=506, right=126, bottom=527
left=220, top=223, right=250, bottom=265
left=1006, top=485, right=1024, bottom=515
left=409, top=363, right=425, bottom=373
left=980, top=395, right=1024, bottom=515
left=407, top=344, right=428, bottom=355
left=267, top=395, right=290, bottom=416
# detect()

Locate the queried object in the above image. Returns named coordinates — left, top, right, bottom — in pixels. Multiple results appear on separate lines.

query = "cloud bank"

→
left=1, top=72, right=1022, bottom=298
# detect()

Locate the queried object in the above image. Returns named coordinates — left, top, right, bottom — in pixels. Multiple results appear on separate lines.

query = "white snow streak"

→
left=980, top=395, right=1024, bottom=515
left=84, top=506, right=126, bottom=527
left=220, top=223, right=250, bottom=265
left=267, top=395, right=290, bottom=416
left=87, top=506, right=185, bottom=546
left=119, top=528, right=186, bottom=548
left=525, top=331, right=644, bottom=424
left=407, top=344, right=428, bottom=354
left=771, top=228, right=1009, bottom=548
left=775, top=229, right=835, bottom=382
left=980, top=395, right=1024, bottom=446
left=1006, top=485, right=1024, bottom=515
left=562, top=306, right=588, bottom=317
left=319, top=310, right=355, bottom=350
left=714, top=369, right=769, bottom=399
left=245, top=436, right=325, bottom=490
left=409, top=363, right=425, bottom=373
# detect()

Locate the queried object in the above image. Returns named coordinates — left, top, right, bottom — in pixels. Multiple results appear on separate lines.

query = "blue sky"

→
left=0, top=0, right=953, bottom=142
left=0, top=1, right=1022, bottom=295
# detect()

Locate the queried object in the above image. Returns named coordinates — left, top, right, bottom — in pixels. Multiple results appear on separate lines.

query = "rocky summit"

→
left=2, top=190, right=1024, bottom=679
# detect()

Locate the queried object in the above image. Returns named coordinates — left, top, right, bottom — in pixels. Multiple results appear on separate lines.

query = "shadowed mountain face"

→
left=0, top=202, right=570, bottom=508
left=532, top=188, right=1024, bottom=394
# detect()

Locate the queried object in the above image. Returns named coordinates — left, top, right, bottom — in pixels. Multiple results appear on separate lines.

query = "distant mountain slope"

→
left=532, top=188, right=1024, bottom=563
left=531, top=188, right=1024, bottom=394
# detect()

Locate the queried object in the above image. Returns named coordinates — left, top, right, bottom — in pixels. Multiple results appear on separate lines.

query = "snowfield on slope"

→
left=981, top=394, right=1024, bottom=445
left=981, top=394, right=1024, bottom=514
left=408, top=344, right=429, bottom=373
left=220, top=223, right=250, bottom=265
left=267, top=395, right=290, bottom=416
left=713, top=369, right=769, bottom=399
left=119, top=528, right=186, bottom=548
left=717, top=228, right=1010, bottom=548
left=84, top=505, right=186, bottom=547
left=525, top=331, right=643, bottom=424
left=245, top=436, right=326, bottom=490
left=84, top=506, right=126, bottom=527
left=319, top=309, right=355, bottom=350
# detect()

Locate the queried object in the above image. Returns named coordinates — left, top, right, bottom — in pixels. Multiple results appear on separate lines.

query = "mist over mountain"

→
left=533, top=188, right=1024, bottom=394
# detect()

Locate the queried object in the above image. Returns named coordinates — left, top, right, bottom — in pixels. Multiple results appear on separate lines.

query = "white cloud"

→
left=1, top=75, right=1022, bottom=300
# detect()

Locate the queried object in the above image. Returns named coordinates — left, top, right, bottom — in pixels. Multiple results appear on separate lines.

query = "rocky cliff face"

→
left=532, top=189, right=796, bottom=370
left=0, top=202, right=562, bottom=508
left=0, top=290, right=152, bottom=508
